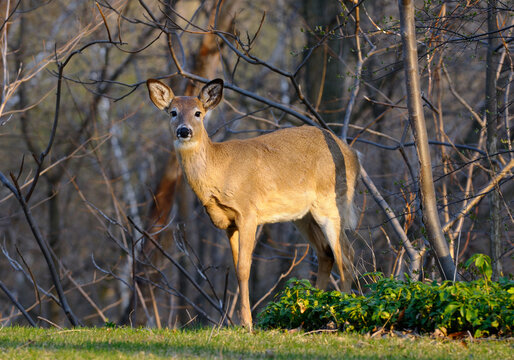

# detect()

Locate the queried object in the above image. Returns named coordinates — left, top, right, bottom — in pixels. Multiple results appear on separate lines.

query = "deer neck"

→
left=175, top=130, right=218, bottom=204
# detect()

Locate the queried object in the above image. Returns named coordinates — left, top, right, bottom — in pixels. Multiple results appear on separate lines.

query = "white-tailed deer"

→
left=146, top=78, right=360, bottom=330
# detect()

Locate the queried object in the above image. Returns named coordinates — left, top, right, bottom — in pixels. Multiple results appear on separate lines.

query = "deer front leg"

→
left=234, top=220, right=257, bottom=330
left=226, top=226, right=239, bottom=270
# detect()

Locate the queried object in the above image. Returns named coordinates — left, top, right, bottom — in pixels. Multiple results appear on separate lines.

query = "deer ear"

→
left=147, top=79, right=174, bottom=110
left=199, top=79, right=223, bottom=111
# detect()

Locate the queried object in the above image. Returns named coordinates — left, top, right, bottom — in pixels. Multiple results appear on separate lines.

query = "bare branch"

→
left=127, top=217, right=226, bottom=319
left=443, top=158, right=514, bottom=233
left=0, top=280, right=37, bottom=327
left=359, top=166, right=422, bottom=275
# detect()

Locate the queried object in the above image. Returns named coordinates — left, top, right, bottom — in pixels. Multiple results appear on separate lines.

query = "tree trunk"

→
left=398, top=0, right=458, bottom=281
left=485, top=0, right=502, bottom=280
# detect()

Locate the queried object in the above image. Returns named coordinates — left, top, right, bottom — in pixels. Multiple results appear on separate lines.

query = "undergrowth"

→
left=257, top=256, right=513, bottom=338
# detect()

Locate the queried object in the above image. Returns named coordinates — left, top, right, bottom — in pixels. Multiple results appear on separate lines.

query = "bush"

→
left=257, top=275, right=513, bottom=337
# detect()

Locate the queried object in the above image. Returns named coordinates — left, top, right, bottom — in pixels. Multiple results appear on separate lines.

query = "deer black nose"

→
left=176, top=126, right=192, bottom=139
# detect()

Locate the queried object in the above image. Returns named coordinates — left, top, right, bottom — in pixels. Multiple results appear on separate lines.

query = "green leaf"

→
left=380, top=311, right=390, bottom=319
left=465, top=307, right=477, bottom=323
left=444, top=302, right=460, bottom=315
left=485, top=268, right=493, bottom=281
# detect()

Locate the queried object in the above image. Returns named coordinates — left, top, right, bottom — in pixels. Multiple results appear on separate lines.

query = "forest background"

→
left=0, top=0, right=512, bottom=328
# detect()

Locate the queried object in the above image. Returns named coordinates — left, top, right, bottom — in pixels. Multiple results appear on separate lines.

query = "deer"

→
left=146, top=78, right=360, bottom=330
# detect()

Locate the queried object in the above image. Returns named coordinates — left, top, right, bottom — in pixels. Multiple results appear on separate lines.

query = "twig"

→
left=37, top=316, right=63, bottom=329
left=359, top=166, right=421, bottom=275
left=302, top=328, right=339, bottom=335
left=443, top=158, right=514, bottom=232
left=91, top=254, right=132, bottom=289
left=148, top=281, right=161, bottom=329
left=342, top=3, right=373, bottom=141
left=127, top=217, right=226, bottom=319
left=0, top=280, right=37, bottom=327
left=0, top=172, right=80, bottom=326
left=1, top=245, right=60, bottom=306
left=252, top=246, right=309, bottom=311
left=96, top=2, right=113, bottom=42
left=135, top=275, right=218, bottom=325
left=15, top=245, right=42, bottom=315
left=66, top=273, right=108, bottom=323
left=166, top=33, right=319, bottom=128
left=442, top=63, right=485, bottom=127
left=173, top=227, right=223, bottom=308
left=24, top=39, right=122, bottom=203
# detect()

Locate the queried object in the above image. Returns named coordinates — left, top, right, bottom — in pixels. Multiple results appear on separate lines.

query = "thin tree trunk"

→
left=485, top=0, right=502, bottom=280
left=398, top=0, right=458, bottom=281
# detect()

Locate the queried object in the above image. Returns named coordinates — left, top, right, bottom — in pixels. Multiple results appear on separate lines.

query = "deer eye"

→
left=170, top=110, right=177, bottom=117
left=194, top=111, right=202, bottom=117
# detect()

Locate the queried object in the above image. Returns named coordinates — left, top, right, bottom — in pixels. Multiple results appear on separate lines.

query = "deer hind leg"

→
left=337, top=229, right=354, bottom=292
left=310, top=206, right=354, bottom=293
left=294, top=214, right=334, bottom=290
left=337, top=197, right=356, bottom=292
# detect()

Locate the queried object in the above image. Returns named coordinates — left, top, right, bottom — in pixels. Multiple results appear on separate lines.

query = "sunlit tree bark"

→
left=398, top=0, right=458, bottom=281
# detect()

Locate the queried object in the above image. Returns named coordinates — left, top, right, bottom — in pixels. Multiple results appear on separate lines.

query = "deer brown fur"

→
left=147, top=78, right=360, bottom=330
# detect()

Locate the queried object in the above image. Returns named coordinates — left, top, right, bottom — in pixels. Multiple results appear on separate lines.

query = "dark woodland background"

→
left=0, top=0, right=512, bottom=328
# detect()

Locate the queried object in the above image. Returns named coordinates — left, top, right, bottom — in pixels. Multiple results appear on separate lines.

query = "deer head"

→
left=147, top=78, right=223, bottom=150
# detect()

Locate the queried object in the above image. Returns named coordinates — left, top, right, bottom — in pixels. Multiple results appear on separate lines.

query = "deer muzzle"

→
left=176, top=125, right=193, bottom=140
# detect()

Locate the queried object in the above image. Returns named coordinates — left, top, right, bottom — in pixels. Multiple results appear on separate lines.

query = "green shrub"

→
left=257, top=275, right=513, bottom=337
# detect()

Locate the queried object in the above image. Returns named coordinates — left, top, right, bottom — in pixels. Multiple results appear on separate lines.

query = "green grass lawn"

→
left=0, top=326, right=512, bottom=359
